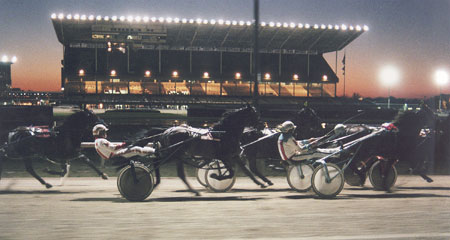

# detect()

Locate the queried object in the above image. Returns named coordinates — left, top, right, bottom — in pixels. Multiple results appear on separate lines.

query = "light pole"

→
left=434, top=69, right=449, bottom=111
left=379, top=65, right=400, bottom=109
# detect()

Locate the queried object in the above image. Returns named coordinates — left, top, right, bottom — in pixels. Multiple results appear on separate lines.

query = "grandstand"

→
left=51, top=13, right=366, bottom=101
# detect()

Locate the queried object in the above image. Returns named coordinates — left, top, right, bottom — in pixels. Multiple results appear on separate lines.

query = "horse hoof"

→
left=195, top=192, right=201, bottom=196
left=267, top=181, right=274, bottom=186
left=260, top=184, right=267, bottom=189
left=45, top=183, right=53, bottom=189
left=101, top=173, right=108, bottom=180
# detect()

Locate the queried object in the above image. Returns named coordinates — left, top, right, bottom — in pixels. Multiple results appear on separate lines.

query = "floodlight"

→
left=283, top=22, right=288, bottom=28
left=80, top=15, right=87, bottom=21
left=363, top=25, right=369, bottom=31
left=111, top=16, right=117, bottom=21
left=51, top=13, right=57, bottom=19
left=341, top=24, right=347, bottom=30
left=127, top=16, right=133, bottom=22
left=96, top=15, right=102, bottom=21
left=11, top=56, right=17, bottom=63
left=66, top=14, right=72, bottom=20
left=74, top=14, right=80, bottom=20
left=119, top=16, right=125, bottom=21
left=434, top=69, right=449, bottom=86
left=356, top=25, right=362, bottom=31
left=58, top=13, right=64, bottom=20
left=143, top=16, right=149, bottom=22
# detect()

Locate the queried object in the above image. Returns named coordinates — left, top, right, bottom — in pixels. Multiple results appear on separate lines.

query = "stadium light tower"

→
left=379, top=65, right=400, bottom=109
left=434, top=69, right=449, bottom=111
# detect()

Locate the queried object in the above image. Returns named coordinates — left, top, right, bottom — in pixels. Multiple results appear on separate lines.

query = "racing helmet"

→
left=92, top=124, right=108, bottom=137
left=333, top=124, right=346, bottom=135
left=280, top=121, right=297, bottom=133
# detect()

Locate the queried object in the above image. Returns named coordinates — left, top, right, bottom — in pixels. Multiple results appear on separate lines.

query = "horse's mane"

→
left=212, top=106, right=253, bottom=131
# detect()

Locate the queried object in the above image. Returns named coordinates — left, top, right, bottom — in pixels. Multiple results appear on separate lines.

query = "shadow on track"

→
left=71, top=196, right=264, bottom=203
left=342, top=193, right=450, bottom=199
left=397, top=186, right=450, bottom=191
left=174, top=188, right=292, bottom=193
left=0, top=190, right=87, bottom=194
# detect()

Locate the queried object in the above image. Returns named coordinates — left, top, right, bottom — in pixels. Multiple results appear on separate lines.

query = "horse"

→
left=239, top=105, right=325, bottom=187
left=155, top=105, right=259, bottom=196
left=0, top=109, right=106, bottom=188
left=346, top=104, right=436, bottom=189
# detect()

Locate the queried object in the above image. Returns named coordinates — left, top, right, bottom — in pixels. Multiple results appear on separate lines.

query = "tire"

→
left=117, top=164, right=154, bottom=201
left=312, top=163, right=344, bottom=198
left=196, top=167, right=208, bottom=187
left=344, top=167, right=366, bottom=186
left=205, top=160, right=236, bottom=192
left=287, top=164, right=314, bottom=192
left=369, top=160, right=397, bottom=191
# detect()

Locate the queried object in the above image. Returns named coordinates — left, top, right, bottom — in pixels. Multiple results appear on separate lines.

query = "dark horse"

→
left=0, top=109, right=106, bottom=188
left=345, top=104, right=436, bottom=189
left=239, top=106, right=325, bottom=187
left=156, top=105, right=259, bottom=196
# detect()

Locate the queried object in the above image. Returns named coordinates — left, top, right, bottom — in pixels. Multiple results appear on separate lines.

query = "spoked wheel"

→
left=344, top=167, right=367, bottom=186
left=205, top=160, right=236, bottom=192
left=312, top=163, right=344, bottom=198
left=196, top=167, right=208, bottom=187
left=117, top=164, right=154, bottom=201
left=369, top=160, right=397, bottom=191
left=287, top=164, right=314, bottom=192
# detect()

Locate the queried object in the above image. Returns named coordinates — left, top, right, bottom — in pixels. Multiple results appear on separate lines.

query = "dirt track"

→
left=1, top=176, right=450, bottom=239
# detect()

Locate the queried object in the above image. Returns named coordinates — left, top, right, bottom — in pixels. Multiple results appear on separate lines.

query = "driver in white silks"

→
left=277, top=121, right=340, bottom=163
left=92, top=124, right=156, bottom=160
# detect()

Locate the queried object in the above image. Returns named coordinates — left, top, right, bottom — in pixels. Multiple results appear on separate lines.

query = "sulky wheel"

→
left=369, top=160, right=397, bottom=191
left=287, top=164, right=314, bottom=192
left=205, top=160, right=236, bottom=192
left=311, top=163, right=344, bottom=198
left=344, top=167, right=367, bottom=186
left=117, top=164, right=154, bottom=201
left=196, top=167, right=208, bottom=187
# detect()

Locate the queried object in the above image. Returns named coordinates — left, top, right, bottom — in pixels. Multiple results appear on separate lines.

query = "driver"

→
left=277, top=121, right=318, bottom=162
left=92, top=124, right=156, bottom=160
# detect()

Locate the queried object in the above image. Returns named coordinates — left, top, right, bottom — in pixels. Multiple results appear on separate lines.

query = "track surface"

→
left=1, top=176, right=450, bottom=239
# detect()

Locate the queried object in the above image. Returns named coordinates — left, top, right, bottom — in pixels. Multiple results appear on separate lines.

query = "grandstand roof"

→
left=51, top=14, right=367, bottom=54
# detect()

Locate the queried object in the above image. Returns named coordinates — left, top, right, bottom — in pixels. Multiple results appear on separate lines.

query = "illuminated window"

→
left=202, top=72, right=209, bottom=79
left=264, top=73, right=271, bottom=80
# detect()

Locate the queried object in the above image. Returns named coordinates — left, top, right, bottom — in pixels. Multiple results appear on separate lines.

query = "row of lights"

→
left=79, top=69, right=326, bottom=81
left=1, top=55, right=17, bottom=63
left=51, top=13, right=369, bottom=31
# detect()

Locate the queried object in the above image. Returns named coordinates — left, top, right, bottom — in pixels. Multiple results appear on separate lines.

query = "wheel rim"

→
left=205, top=161, right=236, bottom=192
left=287, top=164, right=314, bottom=192
left=312, top=163, right=344, bottom=198
left=369, top=161, right=397, bottom=190
left=196, top=167, right=208, bottom=187
left=117, top=166, right=153, bottom=201
left=344, top=167, right=366, bottom=186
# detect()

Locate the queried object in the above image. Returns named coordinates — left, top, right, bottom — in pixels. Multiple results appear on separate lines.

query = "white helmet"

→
left=334, top=124, right=346, bottom=135
left=280, top=121, right=297, bottom=133
left=92, top=124, right=108, bottom=137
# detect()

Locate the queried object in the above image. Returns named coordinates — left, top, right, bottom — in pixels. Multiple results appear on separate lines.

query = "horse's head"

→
left=60, top=109, right=104, bottom=141
left=214, top=105, right=259, bottom=131
left=292, top=106, right=323, bottom=139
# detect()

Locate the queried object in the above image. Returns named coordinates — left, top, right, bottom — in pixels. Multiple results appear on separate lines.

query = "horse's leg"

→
left=237, top=154, right=267, bottom=188
left=176, top=158, right=200, bottom=196
left=248, top=155, right=273, bottom=186
left=24, top=158, right=52, bottom=188
left=79, top=154, right=108, bottom=179
left=152, top=158, right=161, bottom=187
left=0, top=150, right=4, bottom=180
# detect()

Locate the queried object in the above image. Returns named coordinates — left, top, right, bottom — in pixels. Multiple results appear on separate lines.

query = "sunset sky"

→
left=1, top=0, right=449, bottom=98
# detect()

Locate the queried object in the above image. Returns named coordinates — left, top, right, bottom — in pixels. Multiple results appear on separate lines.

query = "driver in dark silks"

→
left=92, top=124, right=157, bottom=161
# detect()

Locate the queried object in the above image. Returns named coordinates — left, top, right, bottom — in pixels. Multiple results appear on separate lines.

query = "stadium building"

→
left=0, top=55, right=17, bottom=91
left=51, top=13, right=366, bottom=105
